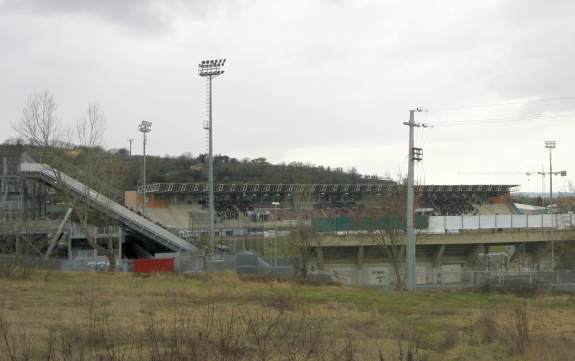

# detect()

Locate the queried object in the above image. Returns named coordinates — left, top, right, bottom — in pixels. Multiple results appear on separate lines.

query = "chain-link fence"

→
left=3, top=253, right=575, bottom=292
left=320, top=267, right=575, bottom=291
left=173, top=252, right=296, bottom=276
left=0, top=254, right=132, bottom=272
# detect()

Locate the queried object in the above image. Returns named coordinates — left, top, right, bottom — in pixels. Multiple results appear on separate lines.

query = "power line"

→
left=429, top=96, right=575, bottom=112
left=428, top=112, right=575, bottom=127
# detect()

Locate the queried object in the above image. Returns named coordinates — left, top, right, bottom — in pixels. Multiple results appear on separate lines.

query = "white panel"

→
left=511, top=215, right=527, bottom=228
left=428, top=216, right=446, bottom=233
left=496, top=215, right=512, bottom=228
left=542, top=214, right=553, bottom=228
left=527, top=214, right=543, bottom=228
left=445, top=216, right=463, bottom=231
left=462, top=216, right=479, bottom=230
left=480, top=215, right=496, bottom=229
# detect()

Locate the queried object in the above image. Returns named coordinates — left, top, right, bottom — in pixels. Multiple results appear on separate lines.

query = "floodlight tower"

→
left=544, top=141, right=556, bottom=208
left=198, top=58, right=226, bottom=248
left=139, top=121, right=152, bottom=217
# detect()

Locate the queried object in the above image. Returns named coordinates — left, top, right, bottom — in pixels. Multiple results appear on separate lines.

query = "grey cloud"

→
left=0, top=0, right=229, bottom=32
left=1, top=0, right=168, bottom=31
left=1, top=1, right=574, bottom=190
left=301, top=41, right=348, bottom=66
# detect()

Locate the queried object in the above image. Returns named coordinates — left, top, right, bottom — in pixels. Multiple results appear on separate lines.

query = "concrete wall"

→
left=124, top=191, right=167, bottom=210
left=0, top=254, right=131, bottom=272
left=321, top=261, right=462, bottom=286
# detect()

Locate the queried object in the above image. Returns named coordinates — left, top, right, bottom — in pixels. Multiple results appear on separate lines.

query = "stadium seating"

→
left=419, top=192, right=514, bottom=216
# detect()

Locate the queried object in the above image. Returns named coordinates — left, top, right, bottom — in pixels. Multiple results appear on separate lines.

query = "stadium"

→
left=2, top=144, right=574, bottom=288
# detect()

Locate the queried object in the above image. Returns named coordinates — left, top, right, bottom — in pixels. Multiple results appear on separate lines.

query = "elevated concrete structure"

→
left=316, top=228, right=575, bottom=247
left=311, top=224, right=575, bottom=286
left=20, top=163, right=196, bottom=253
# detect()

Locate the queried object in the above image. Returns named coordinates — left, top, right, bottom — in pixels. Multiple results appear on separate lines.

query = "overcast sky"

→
left=1, top=0, right=574, bottom=192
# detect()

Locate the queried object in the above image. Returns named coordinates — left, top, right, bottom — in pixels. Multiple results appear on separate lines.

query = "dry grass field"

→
left=1, top=268, right=575, bottom=361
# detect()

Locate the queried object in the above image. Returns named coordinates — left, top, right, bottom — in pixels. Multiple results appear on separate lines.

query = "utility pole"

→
left=403, top=108, right=424, bottom=292
left=545, top=140, right=557, bottom=271
left=128, top=138, right=134, bottom=156
left=544, top=141, right=556, bottom=209
left=198, top=59, right=226, bottom=250
left=540, top=165, right=545, bottom=202
left=272, top=201, right=280, bottom=267
left=139, top=121, right=152, bottom=217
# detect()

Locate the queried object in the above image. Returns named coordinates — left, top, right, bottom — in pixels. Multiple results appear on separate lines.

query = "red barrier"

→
left=133, top=258, right=175, bottom=273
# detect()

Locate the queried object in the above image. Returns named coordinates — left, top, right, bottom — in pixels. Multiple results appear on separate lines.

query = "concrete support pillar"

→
left=357, top=245, right=364, bottom=269
left=316, top=246, right=325, bottom=271
left=467, top=244, right=485, bottom=267
left=432, top=244, right=446, bottom=268
left=118, top=228, right=123, bottom=263
left=531, top=242, right=554, bottom=270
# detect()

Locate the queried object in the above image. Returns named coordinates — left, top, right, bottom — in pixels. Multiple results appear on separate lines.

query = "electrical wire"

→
left=427, top=112, right=575, bottom=127
left=429, top=96, right=575, bottom=112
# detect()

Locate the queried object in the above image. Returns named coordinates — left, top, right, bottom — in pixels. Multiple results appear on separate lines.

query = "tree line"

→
left=4, top=90, right=391, bottom=188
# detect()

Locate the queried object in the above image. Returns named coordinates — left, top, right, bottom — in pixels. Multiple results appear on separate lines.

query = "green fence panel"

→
left=311, top=215, right=428, bottom=232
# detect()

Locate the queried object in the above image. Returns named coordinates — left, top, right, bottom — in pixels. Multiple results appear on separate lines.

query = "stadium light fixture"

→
left=198, top=58, right=226, bottom=77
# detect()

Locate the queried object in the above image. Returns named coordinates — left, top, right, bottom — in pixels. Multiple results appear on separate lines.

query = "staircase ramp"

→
left=20, top=162, right=196, bottom=252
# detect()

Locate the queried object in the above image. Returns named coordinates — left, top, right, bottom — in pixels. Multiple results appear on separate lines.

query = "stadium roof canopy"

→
left=137, top=183, right=519, bottom=195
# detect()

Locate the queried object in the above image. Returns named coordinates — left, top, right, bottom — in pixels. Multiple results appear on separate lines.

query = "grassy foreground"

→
left=1, top=270, right=575, bottom=361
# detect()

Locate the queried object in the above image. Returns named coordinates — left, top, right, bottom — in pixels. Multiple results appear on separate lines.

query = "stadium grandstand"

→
left=124, top=183, right=520, bottom=240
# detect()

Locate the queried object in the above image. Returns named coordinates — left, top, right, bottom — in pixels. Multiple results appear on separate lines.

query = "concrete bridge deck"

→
left=315, top=228, right=575, bottom=247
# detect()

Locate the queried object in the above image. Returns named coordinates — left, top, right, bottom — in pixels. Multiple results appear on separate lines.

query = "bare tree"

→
left=291, top=190, right=317, bottom=279
left=75, top=104, right=104, bottom=148
left=14, top=90, right=60, bottom=147
left=13, top=97, right=123, bottom=270
left=362, top=180, right=408, bottom=290
left=62, top=104, right=119, bottom=271
left=556, top=181, right=575, bottom=213
left=197, top=233, right=211, bottom=272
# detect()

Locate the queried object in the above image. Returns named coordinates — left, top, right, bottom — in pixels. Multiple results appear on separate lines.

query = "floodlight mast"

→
left=138, top=121, right=152, bottom=217
left=198, top=59, right=226, bottom=250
